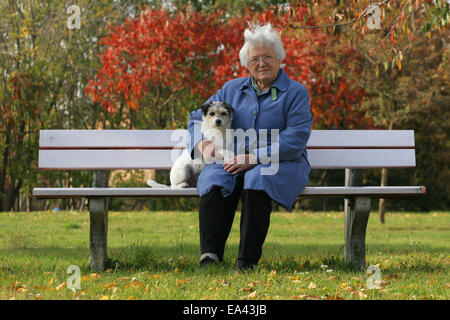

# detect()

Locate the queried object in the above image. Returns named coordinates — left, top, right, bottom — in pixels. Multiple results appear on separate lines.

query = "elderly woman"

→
left=187, top=24, right=313, bottom=270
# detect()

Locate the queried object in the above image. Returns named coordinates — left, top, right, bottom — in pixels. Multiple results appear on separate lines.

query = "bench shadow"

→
left=1, top=242, right=447, bottom=274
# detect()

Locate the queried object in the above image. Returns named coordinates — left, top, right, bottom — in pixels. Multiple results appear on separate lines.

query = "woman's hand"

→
left=223, top=153, right=257, bottom=174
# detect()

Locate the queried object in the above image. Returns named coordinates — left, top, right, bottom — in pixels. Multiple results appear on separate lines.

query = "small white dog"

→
left=147, top=101, right=234, bottom=188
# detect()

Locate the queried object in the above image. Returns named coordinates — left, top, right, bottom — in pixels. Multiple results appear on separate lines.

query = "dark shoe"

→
left=199, top=256, right=218, bottom=268
left=235, top=259, right=256, bottom=271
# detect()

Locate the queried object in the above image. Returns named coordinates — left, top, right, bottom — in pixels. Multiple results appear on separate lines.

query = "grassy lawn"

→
left=0, top=210, right=448, bottom=300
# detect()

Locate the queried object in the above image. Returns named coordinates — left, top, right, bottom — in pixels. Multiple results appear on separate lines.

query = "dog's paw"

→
left=173, top=182, right=190, bottom=188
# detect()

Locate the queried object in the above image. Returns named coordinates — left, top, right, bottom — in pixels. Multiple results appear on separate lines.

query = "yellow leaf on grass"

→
left=103, top=282, right=118, bottom=289
left=176, top=279, right=189, bottom=284
left=247, top=291, right=257, bottom=299
left=55, top=282, right=66, bottom=291
left=125, top=281, right=144, bottom=289
left=308, top=282, right=317, bottom=289
left=100, top=295, right=109, bottom=300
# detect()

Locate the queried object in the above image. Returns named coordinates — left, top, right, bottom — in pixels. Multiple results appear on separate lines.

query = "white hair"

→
left=239, top=23, right=286, bottom=68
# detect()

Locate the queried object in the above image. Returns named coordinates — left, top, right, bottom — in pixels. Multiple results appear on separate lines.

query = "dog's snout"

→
left=215, top=119, right=222, bottom=126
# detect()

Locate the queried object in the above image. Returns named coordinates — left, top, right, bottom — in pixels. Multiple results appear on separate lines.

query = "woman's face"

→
left=247, top=46, right=281, bottom=88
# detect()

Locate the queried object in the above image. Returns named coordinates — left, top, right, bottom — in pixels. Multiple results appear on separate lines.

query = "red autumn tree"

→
left=86, top=8, right=228, bottom=128
left=86, top=4, right=370, bottom=129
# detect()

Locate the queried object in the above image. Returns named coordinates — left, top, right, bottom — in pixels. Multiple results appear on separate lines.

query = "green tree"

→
left=0, top=0, right=147, bottom=211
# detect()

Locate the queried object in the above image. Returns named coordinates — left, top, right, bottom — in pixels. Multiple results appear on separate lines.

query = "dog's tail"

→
left=146, top=179, right=170, bottom=188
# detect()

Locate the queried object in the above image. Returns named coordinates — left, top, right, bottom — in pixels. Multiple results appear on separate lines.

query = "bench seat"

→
left=33, top=186, right=426, bottom=199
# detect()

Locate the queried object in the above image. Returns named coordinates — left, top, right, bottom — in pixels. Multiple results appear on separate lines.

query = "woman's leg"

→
left=198, top=177, right=243, bottom=262
left=237, top=189, right=273, bottom=266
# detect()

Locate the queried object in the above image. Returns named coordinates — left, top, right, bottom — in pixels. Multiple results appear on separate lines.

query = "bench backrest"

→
left=38, top=130, right=416, bottom=170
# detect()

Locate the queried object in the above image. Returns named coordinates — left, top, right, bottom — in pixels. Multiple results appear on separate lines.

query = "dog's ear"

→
left=201, top=102, right=211, bottom=116
left=223, top=102, right=235, bottom=114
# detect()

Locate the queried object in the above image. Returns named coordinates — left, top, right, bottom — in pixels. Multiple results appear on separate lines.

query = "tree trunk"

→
left=378, top=168, right=388, bottom=224
left=378, top=121, right=394, bottom=224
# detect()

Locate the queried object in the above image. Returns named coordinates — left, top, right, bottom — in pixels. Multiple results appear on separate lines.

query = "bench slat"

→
left=307, top=130, right=414, bottom=148
left=38, top=148, right=416, bottom=170
left=32, top=186, right=426, bottom=199
left=308, top=149, right=416, bottom=168
left=39, top=149, right=184, bottom=170
left=39, top=129, right=187, bottom=149
left=39, top=130, right=415, bottom=149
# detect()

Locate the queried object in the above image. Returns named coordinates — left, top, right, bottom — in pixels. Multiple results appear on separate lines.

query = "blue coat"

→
left=187, top=69, right=313, bottom=211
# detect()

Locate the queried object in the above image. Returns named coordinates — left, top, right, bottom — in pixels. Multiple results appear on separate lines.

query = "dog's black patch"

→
left=201, top=102, right=212, bottom=116
left=222, top=102, right=235, bottom=115
left=201, top=101, right=235, bottom=116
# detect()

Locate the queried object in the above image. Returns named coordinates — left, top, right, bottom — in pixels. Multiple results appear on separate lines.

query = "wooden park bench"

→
left=33, top=129, right=426, bottom=271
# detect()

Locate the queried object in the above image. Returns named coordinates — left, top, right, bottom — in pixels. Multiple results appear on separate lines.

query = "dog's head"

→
left=201, top=101, right=234, bottom=129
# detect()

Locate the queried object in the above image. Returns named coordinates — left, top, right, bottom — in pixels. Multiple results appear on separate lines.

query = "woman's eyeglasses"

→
left=248, top=55, right=275, bottom=66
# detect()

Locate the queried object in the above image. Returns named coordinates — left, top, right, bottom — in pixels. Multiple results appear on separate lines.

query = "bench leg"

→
left=88, top=170, right=110, bottom=271
left=89, top=197, right=109, bottom=271
left=344, top=196, right=371, bottom=269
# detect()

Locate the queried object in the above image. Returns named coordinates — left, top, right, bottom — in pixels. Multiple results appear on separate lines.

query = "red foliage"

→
left=86, top=8, right=225, bottom=113
left=86, top=4, right=371, bottom=129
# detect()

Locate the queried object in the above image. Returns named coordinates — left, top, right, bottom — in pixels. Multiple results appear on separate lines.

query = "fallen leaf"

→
left=100, top=295, right=109, bottom=300
left=308, top=282, right=317, bottom=289
left=125, top=281, right=144, bottom=289
left=103, top=282, right=118, bottom=289
left=176, top=279, right=189, bottom=284
left=117, top=277, right=131, bottom=282
left=247, top=291, right=257, bottom=299
left=32, top=286, right=54, bottom=291
left=6, top=282, right=25, bottom=292
left=269, top=270, right=277, bottom=277
left=55, top=282, right=66, bottom=291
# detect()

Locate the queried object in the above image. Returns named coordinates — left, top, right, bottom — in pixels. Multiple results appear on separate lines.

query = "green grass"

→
left=0, top=210, right=448, bottom=300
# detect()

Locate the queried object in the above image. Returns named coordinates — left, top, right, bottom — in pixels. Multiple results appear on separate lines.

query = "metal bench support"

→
left=344, top=169, right=371, bottom=269
left=88, top=170, right=110, bottom=271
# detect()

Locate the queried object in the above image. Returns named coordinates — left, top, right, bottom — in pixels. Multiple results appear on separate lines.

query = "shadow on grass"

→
left=1, top=242, right=447, bottom=274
